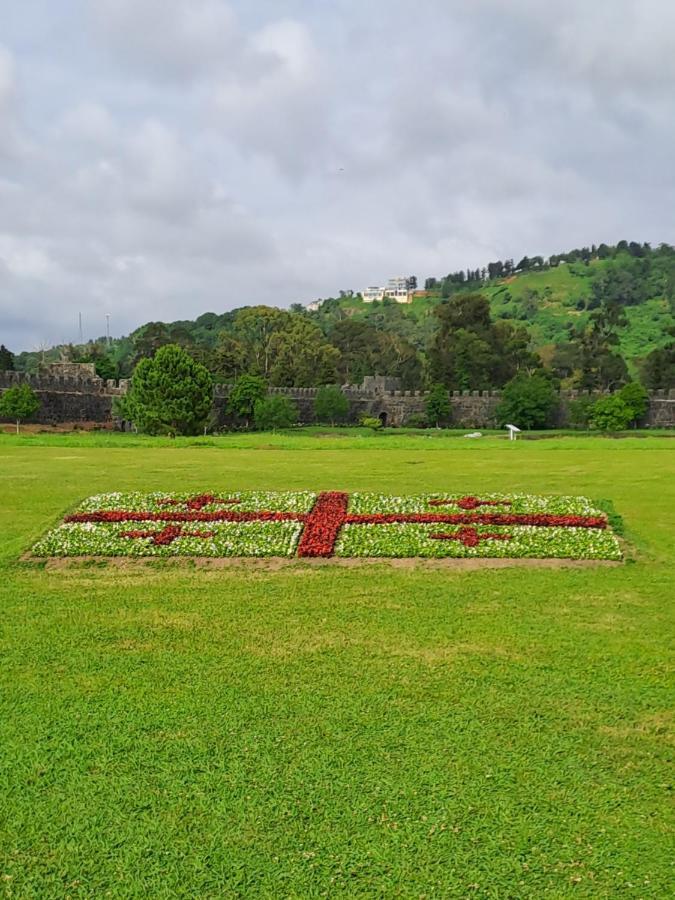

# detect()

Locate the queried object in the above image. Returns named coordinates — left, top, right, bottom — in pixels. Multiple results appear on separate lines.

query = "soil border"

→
left=22, top=553, right=623, bottom=572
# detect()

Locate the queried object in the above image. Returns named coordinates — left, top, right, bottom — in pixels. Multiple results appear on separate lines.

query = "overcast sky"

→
left=1, top=0, right=674, bottom=351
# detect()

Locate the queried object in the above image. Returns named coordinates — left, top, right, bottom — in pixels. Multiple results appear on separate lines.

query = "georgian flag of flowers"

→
left=32, top=491, right=622, bottom=560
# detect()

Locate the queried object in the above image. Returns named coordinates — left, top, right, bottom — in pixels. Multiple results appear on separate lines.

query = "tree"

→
left=314, top=385, right=349, bottom=425
left=425, top=384, right=451, bottom=427
left=575, top=302, right=629, bottom=391
left=122, top=344, right=213, bottom=436
left=428, top=293, right=539, bottom=391
left=94, top=356, right=117, bottom=381
left=228, top=374, right=267, bottom=428
left=253, top=395, right=297, bottom=431
left=267, top=318, right=340, bottom=387
left=0, top=384, right=40, bottom=433
left=589, top=395, right=633, bottom=432
left=618, top=382, right=649, bottom=426
left=0, top=345, right=14, bottom=371
left=642, top=339, right=675, bottom=389
left=496, top=373, right=559, bottom=429
left=233, top=306, right=290, bottom=377
left=129, top=322, right=173, bottom=366
left=213, top=333, right=247, bottom=382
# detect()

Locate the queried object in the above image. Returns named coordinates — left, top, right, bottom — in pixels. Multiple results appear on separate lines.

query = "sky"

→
left=1, top=0, right=674, bottom=352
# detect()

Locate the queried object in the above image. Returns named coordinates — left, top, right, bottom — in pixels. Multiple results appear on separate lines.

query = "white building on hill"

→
left=362, top=276, right=414, bottom=304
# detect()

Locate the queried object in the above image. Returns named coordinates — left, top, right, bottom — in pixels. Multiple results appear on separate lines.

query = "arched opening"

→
left=378, top=411, right=388, bottom=427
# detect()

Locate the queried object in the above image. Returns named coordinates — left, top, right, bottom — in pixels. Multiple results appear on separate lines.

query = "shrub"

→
left=405, top=413, right=429, bottom=429
left=618, top=382, right=649, bottom=426
left=253, top=395, right=298, bottom=431
left=228, top=375, right=267, bottom=428
left=360, top=416, right=383, bottom=431
left=589, top=395, right=633, bottom=431
left=122, top=344, right=213, bottom=436
left=314, top=385, right=349, bottom=425
left=496, top=373, right=559, bottom=429
left=0, top=383, right=40, bottom=433
left=568, top=395, right=595, bottom=428
left=425, top=384, right=452, bottom=428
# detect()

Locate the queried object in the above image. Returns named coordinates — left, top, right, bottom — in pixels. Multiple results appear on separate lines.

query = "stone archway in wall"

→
left=378, top=411, right=388, bottom=427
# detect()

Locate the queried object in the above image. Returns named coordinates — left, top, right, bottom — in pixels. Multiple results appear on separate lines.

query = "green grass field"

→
left=1, top=432, right=673, bottom=897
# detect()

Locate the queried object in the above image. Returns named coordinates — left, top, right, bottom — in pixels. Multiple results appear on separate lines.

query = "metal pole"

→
left=105, top=314, right=110, bottom=347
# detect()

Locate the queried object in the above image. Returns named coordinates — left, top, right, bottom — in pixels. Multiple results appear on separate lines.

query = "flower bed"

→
left=32, top=491, right=622, bottom=560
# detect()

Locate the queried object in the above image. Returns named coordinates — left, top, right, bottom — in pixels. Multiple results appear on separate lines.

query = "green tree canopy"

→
left=228, top=374, right=267, bottom=427
left=314, top=385, right=349, bottom=425
left=496, top=373, right=559, bottom=430
left=267, top=318, right=340, bottom=387
left=0, top=344, right=15, bottom=371
left=618, top=382, right=649, bottom=425
left=589, top=395, right=633, bottom=432
left=428, top=293, right=539, bottom=390
left=122, top=344, right=213, bottom=436
left=0, top=383, right=40, bottom=433
left=425, top=384, right=451, bottom=427
left=641, top=338, right=675, bottom=390
left=253, top=395, right=298, bottom=431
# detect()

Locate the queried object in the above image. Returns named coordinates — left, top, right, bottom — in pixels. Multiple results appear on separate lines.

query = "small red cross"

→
left=121, top=525, right=216, bottom=545
left=158, top=494, right=241, bottom=511
left=428, top=496, right=513, bottom=510
left=429, top=526, right=512, bottom=548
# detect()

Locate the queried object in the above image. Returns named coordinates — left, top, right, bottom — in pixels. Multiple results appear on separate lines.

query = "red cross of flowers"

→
left=121, top=525, right=216, bottom=545
left=428, top=496, right=512, bottom=510
left=66, top=493, right=607, bottom=557
left=158, top=494, right=241, bottom=511
left=429, top=526, right=512, bottom=547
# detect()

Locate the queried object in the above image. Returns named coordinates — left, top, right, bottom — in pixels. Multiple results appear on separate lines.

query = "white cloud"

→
left=90, top=0, right=238, bottom=80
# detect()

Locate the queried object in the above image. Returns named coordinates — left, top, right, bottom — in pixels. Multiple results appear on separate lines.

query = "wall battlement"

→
left=1, top=369, right=674, bottom=428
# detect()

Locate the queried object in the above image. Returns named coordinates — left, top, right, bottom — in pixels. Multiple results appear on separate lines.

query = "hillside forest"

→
left=4, top=240, right=675, bottom=393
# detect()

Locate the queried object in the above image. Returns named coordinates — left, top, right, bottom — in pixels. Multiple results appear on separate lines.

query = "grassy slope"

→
left=0, top=434, right=673, bottom=897
left=343, top=260, right=674, bottom=362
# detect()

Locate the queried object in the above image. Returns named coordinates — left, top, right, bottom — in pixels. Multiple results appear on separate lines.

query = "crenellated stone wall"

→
left=1, top=368, right=674, bottom=429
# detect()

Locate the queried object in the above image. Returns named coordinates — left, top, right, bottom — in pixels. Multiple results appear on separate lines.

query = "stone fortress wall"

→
left=1, top=367, right=674, bottom=429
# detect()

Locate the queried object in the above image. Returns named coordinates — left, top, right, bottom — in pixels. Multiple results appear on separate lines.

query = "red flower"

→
left=429, top=496, right=513, bottom=510
left=121, top=525, right=216, bottom=545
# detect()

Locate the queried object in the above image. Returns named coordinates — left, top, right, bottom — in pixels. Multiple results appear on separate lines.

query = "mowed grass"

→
left=0, top=434, right=673, bottom=898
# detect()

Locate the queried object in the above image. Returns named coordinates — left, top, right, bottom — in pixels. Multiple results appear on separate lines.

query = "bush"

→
left=314, top=385, right=349, bottom=425
left=405, top=413, right=429, bottom=429
left=568, top=395, right=595, bottom=428
left=496, top=373, right=559, bottom=429
left=425, top=384, right=452, bottom=427
left=122, top=344, right=213, bottom=436
left=228, top=374, right=268, bottom=428
left=360, top=416, right=383, bottom=431
left=253, top=395, right=298, bottom=431
left=589, top=395, right=633, bottom=431
left=618, top=382, right=649, bottom=425
left=0, top=383, right=40, bottom=433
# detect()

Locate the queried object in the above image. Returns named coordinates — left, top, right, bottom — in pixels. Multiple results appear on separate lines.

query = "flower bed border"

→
left=32, top=491, right=623, bottom=561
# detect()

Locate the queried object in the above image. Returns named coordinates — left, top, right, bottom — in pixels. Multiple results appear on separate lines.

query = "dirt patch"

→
left=25, top=554, right=622, bottom=572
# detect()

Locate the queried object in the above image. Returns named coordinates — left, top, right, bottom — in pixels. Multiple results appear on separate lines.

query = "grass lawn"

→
left=0, top=432, right=673, bottom=897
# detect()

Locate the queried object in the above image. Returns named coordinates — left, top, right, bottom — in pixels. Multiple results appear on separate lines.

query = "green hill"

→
left=8, top=241, right=675, bottom=388
left=327, top=249, right=674, bottom=367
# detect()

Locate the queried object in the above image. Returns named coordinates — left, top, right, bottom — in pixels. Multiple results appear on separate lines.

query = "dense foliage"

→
left=314, top=385, right=349, bottom=425
left=425, top=384, right=452, bottom=427
left=0, top=383, right=39, bottom=432
left=119, top=344, right=213, bottom=436
left=496, top=373, right=560, bottom=430
left=5, top=241, right=675, bottom=394
left=253, top=395, right=298, bottom=431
